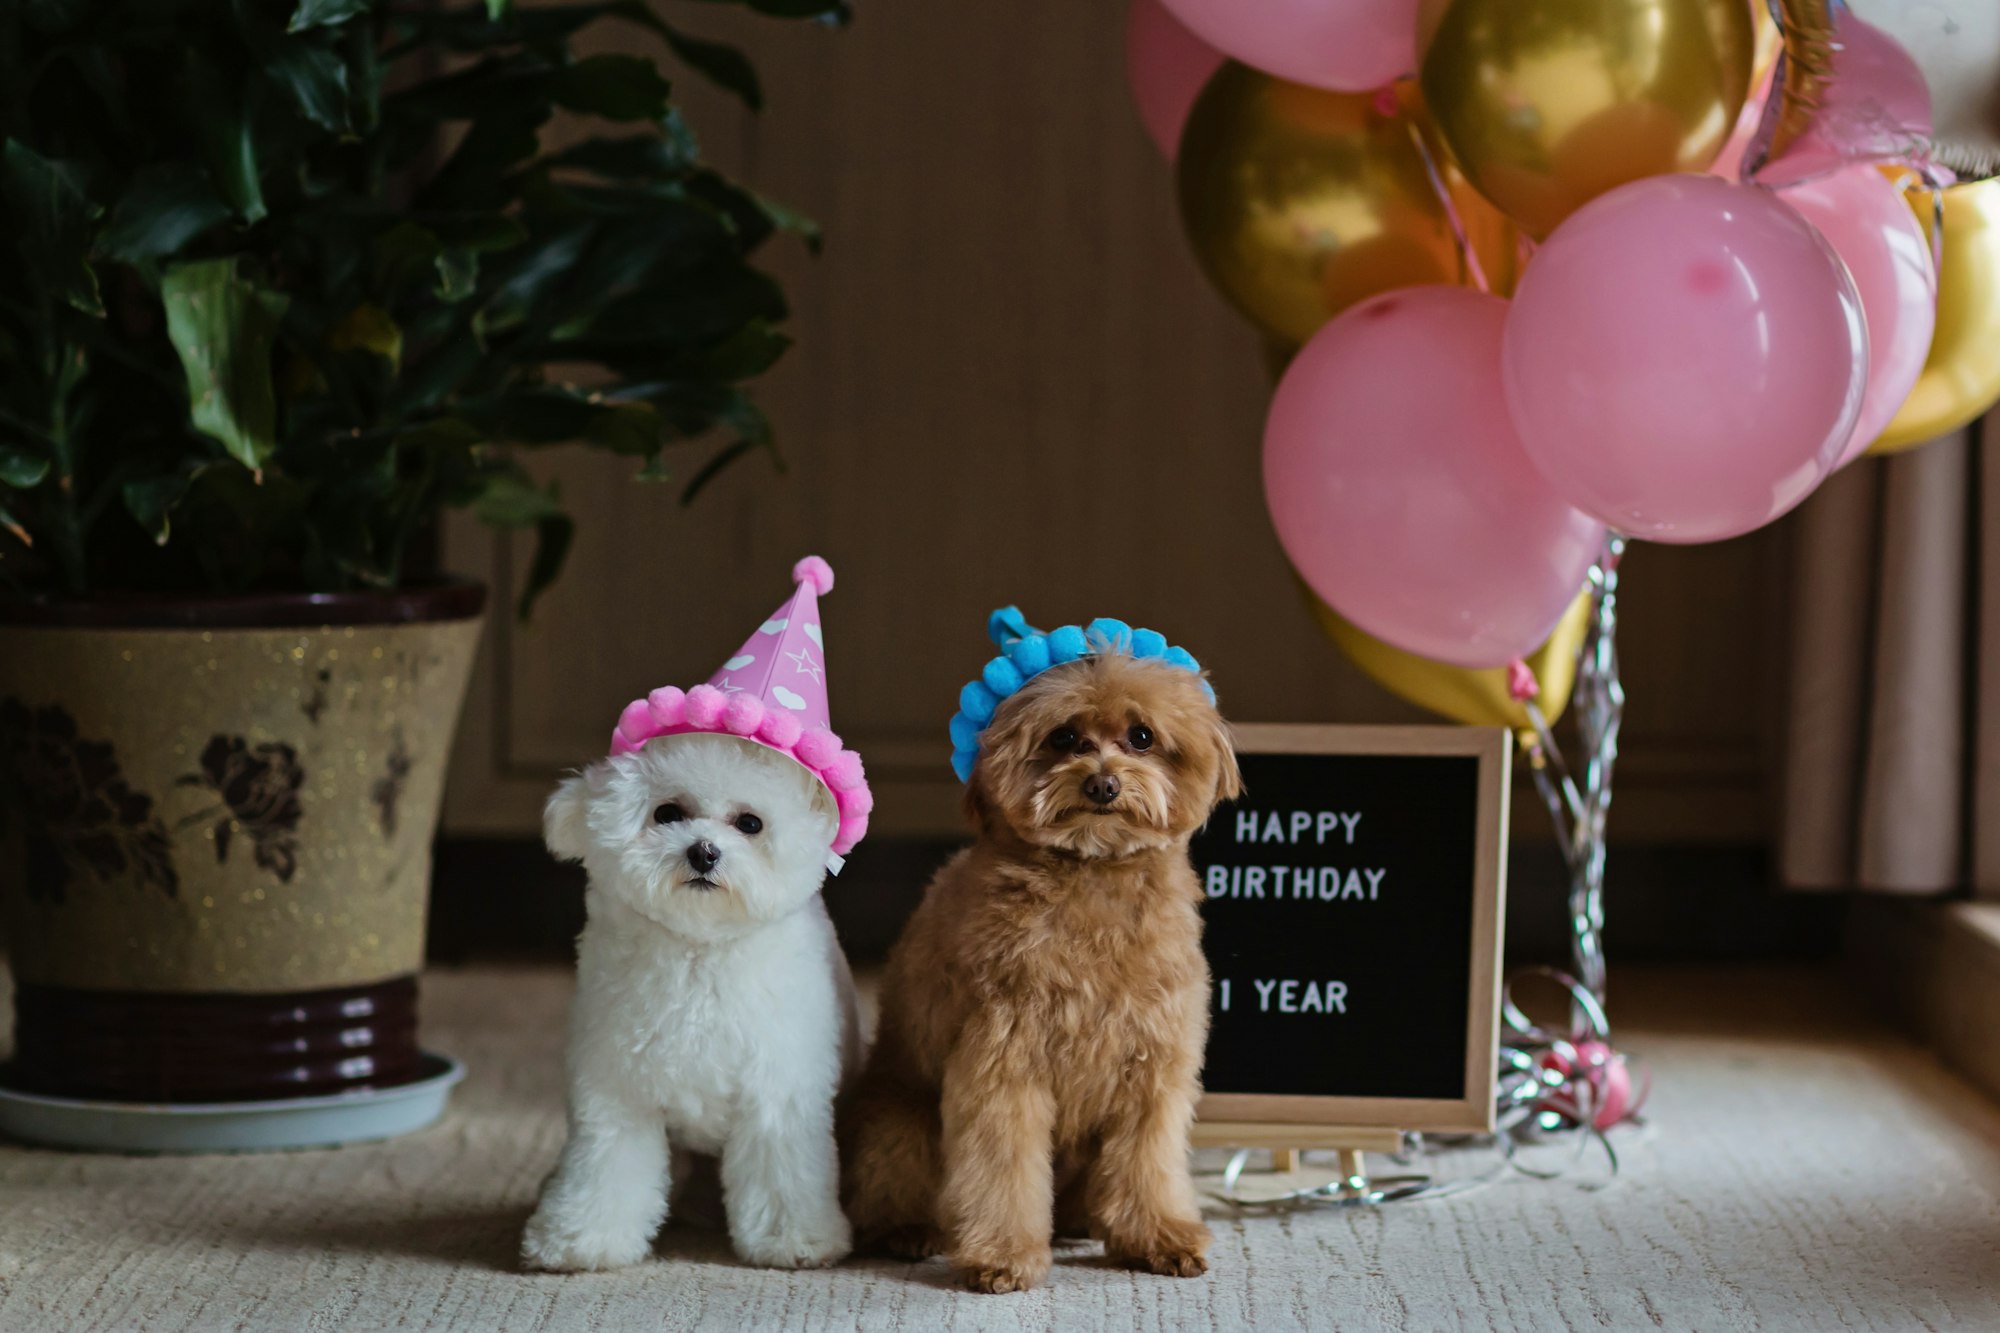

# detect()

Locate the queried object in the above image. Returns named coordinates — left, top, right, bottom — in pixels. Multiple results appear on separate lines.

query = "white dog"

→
left=521, top=731, right=860, bottom=1272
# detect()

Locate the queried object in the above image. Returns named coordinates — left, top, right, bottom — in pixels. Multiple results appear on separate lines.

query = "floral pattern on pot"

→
left=176, top=736, right=306, bottom=882
left=0, top=698, right=179, bottom=902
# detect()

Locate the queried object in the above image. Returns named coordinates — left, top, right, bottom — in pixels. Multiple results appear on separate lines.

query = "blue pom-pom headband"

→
left=947, top=606, right=1212, bottom=782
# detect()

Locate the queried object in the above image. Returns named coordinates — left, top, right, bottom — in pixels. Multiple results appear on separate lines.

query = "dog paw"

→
left=735, top=1216, right=853, bottom=1270
left=520, top=1210, right=653, bottom=1273
left=954, top=1247, right=1051, bottom=1294
left=879, top=1224, right=947, bottom=1261
left=1109, top=1218, right=1211, bottom=1279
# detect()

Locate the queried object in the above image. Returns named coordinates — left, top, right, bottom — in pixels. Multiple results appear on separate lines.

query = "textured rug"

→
left=1, top=964, right=1997, bottom=1332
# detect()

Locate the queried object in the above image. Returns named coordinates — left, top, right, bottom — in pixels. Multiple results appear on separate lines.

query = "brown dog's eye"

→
left=654, top=802, right=685, bottom=825
left=1047, top=727, right=1078, bottom=752
left=735, top=813, right=763, bottom=835
left=1128, top=724, right=1154, bottom=752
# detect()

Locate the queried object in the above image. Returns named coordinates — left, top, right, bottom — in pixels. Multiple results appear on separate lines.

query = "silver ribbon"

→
left=1207, top=539, right=1639, bottom=1212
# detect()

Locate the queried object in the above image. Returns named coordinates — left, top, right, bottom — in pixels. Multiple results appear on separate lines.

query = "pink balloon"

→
left=1750, top=12, right=1933, bottom=186
left=1503, top=175, right=1867, bottom=544
left=1264, top=287, right=1606, bottom=668
left=1159, top=0, right=1417, bottom=93
left=1779, top=168, right=1936, bottom=466
left=1709, top=61, right=1774, bottom=181
left=1125, top=0, right=1223, bottom=159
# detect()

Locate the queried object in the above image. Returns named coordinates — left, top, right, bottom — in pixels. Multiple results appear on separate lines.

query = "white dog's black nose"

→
left=686, top=840, right=722, bottom=875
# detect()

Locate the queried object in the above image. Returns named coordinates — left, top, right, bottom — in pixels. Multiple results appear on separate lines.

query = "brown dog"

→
left=840, top=651, right=1241, bottom=1293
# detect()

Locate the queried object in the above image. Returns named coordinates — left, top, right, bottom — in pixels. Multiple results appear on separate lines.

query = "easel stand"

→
left=1194, top=1124, right=1431, bottom=1204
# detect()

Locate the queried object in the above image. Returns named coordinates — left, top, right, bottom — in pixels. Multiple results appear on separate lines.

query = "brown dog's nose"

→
left=1082, top=773, right=1121, bottom=806
left=686, top=840, right=722, bottom=875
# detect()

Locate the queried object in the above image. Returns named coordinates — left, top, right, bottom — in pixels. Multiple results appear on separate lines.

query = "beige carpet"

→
left=1, top=965, right=1998, bottom=1332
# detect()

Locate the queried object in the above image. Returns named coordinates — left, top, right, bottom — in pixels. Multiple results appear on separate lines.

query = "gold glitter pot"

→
left=0, top=583, right=484, bottom=1102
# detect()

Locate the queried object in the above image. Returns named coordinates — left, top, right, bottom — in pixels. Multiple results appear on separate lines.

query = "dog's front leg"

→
left=721, top=1094, right=852, bottom=1269
left=940, top=1038, right=1056, bottom=1293
left=1088, top=1084, right=1210, bottom=1278
left=521, top=1089, right=670, bottom=1272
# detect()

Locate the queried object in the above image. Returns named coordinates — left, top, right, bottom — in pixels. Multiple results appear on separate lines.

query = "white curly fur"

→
left=521, top=732, right=859, bottom=1273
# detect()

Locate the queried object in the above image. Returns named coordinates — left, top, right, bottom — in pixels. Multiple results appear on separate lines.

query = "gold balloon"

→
left=1418, top=0, right=1755, bottom=238
left=1305, top=583, right=1594, bottom=744
left=1868, top=179, right=2000, bottom=455
left=1178, top=68, right=1517, bottom=348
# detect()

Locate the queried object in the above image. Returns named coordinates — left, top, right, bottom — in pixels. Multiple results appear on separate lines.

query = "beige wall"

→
left=443, top=0, right=1784, bottom=844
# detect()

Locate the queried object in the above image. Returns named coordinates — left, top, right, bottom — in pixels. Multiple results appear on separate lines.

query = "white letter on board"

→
left=1254, top=979, right=1277, bottom=1011
left=1235, top=809, right=1258, bottom=843
left=1278, top=980, right=1298, bottom=1013
left=1365, top=868, right=1386, bottom=900
left=1340, top=812, right=1362, bottom=844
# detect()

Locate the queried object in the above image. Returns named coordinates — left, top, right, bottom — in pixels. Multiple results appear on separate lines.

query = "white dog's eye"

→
left=735, top=813, right=763, bottom=836
left=654, top=802, right=686, bottom=825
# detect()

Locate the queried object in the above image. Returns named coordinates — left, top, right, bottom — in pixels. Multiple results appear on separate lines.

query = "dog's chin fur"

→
left=522, top=732, right=858, bottom=1275
left=542, top=732, right=838, bottom=944
left=841, top=655, right=1241, bottom=1294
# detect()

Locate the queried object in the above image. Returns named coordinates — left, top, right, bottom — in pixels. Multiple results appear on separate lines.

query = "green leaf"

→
left=2, top=140, right=104, bottom=316
left=327, top=303, right=402, bottom=368
left=289, top=0, right=373, bottom=31
left=549, top=134, right=696, bottom=180
left=267, top=42, right=353, bottom=134
left=748, top=190, right=822, bottom=253
left=471, top=470, right=572, bottom=619
left=161, top=260, right=291, bottom=472
left=186, top=54, right=266, bottom=223
left=99, top=163, right=231, bottom=262
left=0, top=446, right=50, bottom=489
left=122, top=461, right=214, bottom=544
left=658, top=26, right=761, bottom=110
left=465, top=387, right=663, bottom=455
left=548, top=54, right=672, bottom=121
left=486, top=0, right=512, bottom=19
left=435, top=248, right=478, bottom=301
left=679, top=437, right=756, bottom=504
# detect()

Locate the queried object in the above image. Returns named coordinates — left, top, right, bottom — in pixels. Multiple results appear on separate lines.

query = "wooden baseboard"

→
left=1846, top=897, right=2000, bottom=1104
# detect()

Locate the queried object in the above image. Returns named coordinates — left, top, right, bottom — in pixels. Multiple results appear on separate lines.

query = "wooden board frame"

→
left=1192, top=723, right=1510, bottom=1139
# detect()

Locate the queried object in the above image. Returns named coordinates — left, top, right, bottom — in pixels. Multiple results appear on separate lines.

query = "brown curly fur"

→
left=839, top=654, right=1242, bottom=1293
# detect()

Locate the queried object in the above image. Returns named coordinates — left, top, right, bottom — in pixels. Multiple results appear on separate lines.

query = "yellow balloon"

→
left=1868, top=179, right=2000, bottom=456
left=1305, top=584, right=1595, bottom=745
left=1418, top=0, right=1755, bottom=239
left=1178, top=68, right=1517, bottom=348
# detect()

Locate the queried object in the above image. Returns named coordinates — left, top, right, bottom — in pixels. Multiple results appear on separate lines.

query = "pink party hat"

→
left=608, top=556, right=871, bottom=865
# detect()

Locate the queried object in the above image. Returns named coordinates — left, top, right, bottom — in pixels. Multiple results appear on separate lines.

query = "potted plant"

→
left=0, top=0, right=836, bottom=1144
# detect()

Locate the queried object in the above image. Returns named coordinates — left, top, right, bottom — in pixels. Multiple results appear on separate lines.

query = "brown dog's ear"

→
left=1210, top=718, right=1245, bottom=808
left=961, top=763, right=995, bottom=836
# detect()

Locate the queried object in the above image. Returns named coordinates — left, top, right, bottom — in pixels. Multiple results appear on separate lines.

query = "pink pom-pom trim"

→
left=792, top=554, right=834, bottom=595
left=647, top=686, right=687, bottom=728
left=795, top=727, right=842, bottom=769
left=607, top=685, right=872, bottom=857
left=821, top=751, right=865, bottom=792
left=683, top=684, right=727, bottom=730
left=723, top=693, right=765, bottom=736
left=616, top=699, right=653, bottom=747
left=758, top=709, right=803, bottom=749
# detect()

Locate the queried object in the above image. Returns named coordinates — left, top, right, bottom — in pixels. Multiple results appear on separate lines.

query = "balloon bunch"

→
left=1130, top=0, right=2000, bottom=683
left=1129, top=0, right=2000, bottom=1174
